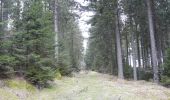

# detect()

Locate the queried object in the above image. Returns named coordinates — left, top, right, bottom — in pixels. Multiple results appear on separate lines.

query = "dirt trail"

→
left=38, top=71, right=170, bottom=100
left=1, top=71, right=170, bottom=100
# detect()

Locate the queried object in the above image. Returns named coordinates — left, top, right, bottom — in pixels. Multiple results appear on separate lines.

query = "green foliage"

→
left=0, top=55, right=16, bottom=77
left=55, top=0, right=83, bottom=74
left=25, top=55, right=56, bottom=87
left=12, top=0, right=56, bottom=87
left=162, top=48, right=170, bottom=85
left=161, top=76, right=170, bottom=86
left=124, top=64, right=133, bottom=79
left=1, top=40, right=13, bottom=50
left=57, top=50, right=72, bottom=75
left=138, top=68, right=153, bottom=81
left=0, top=55, right=16, bottom=66
left=86, top=0, right=170, bottom=81
left=164, top=49, right=170, bottom=76
left=85, top=0, right=117, bottom=74
left=26, top=66, right=55, bottom=87
left=0, top=0, right=83, bottom=87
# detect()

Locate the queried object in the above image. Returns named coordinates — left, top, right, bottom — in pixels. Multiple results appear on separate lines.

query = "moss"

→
left=5, top=79, right=36, bottom=92
left=55, top=70, right=62, bottom=80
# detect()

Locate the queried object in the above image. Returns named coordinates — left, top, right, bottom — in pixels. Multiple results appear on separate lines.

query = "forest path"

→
left=38, top=71, right=170, bottom=100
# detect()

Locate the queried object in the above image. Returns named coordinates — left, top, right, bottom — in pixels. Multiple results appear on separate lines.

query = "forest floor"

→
left=0, top=71, right=170, bottom=100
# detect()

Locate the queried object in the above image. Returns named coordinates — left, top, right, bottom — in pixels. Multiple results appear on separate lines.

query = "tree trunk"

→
left=136, top=31, right=141, bottom=68
left=0, top=0, right=3, bottom=31
left=146, top=0, right=159, bottom=83
left=54, top=0, right=59, bottom=60
left=125, top=30, right=129, bottom=66
left=115, top=1, right=124, bottom=79
left=132, top=32, right=137, bottom=81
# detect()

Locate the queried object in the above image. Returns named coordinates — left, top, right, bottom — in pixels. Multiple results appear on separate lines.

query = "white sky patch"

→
left=74, top=0, right=94, bottom=52
left=121, top=14, right=127, bottom=23
left=74, top=0, right=127, bottom=54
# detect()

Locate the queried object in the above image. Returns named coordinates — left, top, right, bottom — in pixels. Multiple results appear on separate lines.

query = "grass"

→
left=0, top=78, right=37, bottom=100
left=5, top=79, right=36, bottom=92
left=0, top=71, right=170, bottom=100
left=0, top=88, right=18, bottom=100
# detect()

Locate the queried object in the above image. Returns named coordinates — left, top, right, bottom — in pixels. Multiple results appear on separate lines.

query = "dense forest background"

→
left=85, top=0, right=170, bottom=85
left=0, top=0, right=83, bottom=87
left=0, top=0, right=170, bottom=88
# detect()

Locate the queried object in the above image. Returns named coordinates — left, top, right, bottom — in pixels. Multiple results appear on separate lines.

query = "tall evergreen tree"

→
left=13, top=0, right=56, bottom=86
left=146, top=0, right=159, bottom=83
left=115, top=0, right=124, bottom=79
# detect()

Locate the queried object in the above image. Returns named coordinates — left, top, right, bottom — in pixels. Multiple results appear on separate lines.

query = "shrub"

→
left=124, top=64, right=133, bottom=79
left=0, top=55, right=17, bottom=78
left=25, top=55, right=56, bottom=88
left=138, top=68, right=153, bottom=81
left=162, top=48, right=170, bottom=85
left=26, top=66, right=55, bottom=88
left=161, top=76, right=170, bottom=86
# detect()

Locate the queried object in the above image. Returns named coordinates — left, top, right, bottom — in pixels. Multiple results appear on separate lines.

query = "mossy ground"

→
left=0, top=71, right=170, bottom=100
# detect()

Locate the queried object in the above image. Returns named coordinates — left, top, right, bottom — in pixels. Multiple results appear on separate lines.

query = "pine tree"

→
left=146, top=0, right=159, bottom=83
left=13, top=0, right=56, bottom=86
